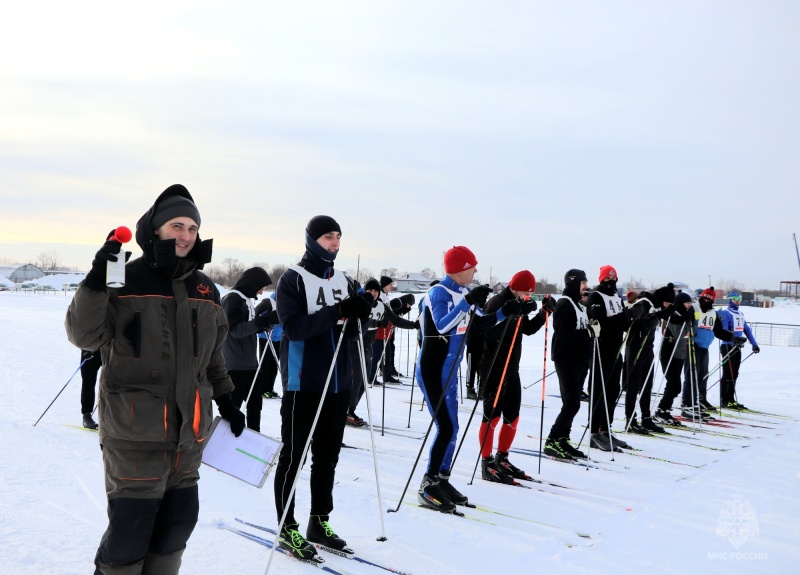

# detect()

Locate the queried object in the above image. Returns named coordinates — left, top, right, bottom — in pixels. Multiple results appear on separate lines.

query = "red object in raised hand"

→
left=112, top=226, right=132, bottom=243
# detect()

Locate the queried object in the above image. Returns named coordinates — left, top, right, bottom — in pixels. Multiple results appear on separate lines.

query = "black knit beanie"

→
left=152, top=195, right=201, bottom=230
left=306, top=215, right=341, bottom=240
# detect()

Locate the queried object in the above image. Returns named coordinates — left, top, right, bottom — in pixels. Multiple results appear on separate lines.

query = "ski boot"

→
left=418, top=474, right=456, bottom=513
left=306, top=515, right=352, bottom=553
left=481, top=457, right=516, bottom=484
left=439, top=471, right=470, bottom=505
left=590, top=432, right=622, bottom=452
left=82, top=413, right=98, bottom=430
left=543, top=437, right=573, bottom=460
left=495, top=452, right=529, bottom=479
left=557, top=437, right=586, bottom=459
left=279, top=522, right=319, bottom=561
left=626, top=417, right=650, bottom=435
left=641, top=417, right=667, bottom=434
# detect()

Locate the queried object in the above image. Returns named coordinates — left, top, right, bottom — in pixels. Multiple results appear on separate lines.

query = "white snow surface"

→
left=2, top=292, right=799, bottom=575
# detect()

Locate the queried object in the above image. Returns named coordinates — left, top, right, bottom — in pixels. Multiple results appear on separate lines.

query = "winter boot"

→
left=590, top=432, right=620, bottom=452
left=543, top=437, right=573, bottom=460
left=495, top=452, right=529, bottom=479
left=641, top=417, right=666, bottom=434
left=699, top=397, right=716, bottom=411
left=439, top=471, right=470, bottom=505
left=279, top=522, right=318, bottom=560
left=82, top=413, right=98, bottom=430
left=481, top=457, right=516, bottom=484
left=626, top=417, right=650, bottom=435
left=417, top=474, right=456, bottom=513
left=654, top=408, right=682, bottom=426
left=306, top=515, right=349, bottom=551
left=346, top=410, right=365, bottom=427
left=557, top=437, right=586, bottom=459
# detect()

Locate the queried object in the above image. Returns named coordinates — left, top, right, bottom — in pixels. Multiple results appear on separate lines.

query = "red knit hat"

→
left=700, top=287, right=716, bottom=300
left=599, top=265, right=617, bottom=283
left=626, top=290, right=639, bottom=304
left=444, top=246, right=478, bottom=274
left=508, top=270, right=536, bottom=293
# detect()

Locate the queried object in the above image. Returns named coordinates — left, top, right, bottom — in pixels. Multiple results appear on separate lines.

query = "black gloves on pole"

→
left=464, top=285, right=491, bottom=307
left=501, top=298, right=538, bottom=317
left=215, top=393, right=245, bottom=437
left=339, top=293, right=373, bottom=321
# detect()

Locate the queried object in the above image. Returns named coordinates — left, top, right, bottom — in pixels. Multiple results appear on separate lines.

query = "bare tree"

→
left=420, top=267, right=436, bottom=279
left=534, top=276, right=558, bottom=295
left=269, top=264, right=289, bottom=287
left=36, top=249, right=61, bottom=271
left=380, top=267, right=398, bottom=279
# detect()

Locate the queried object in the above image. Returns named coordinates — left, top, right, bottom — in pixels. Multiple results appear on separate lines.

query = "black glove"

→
left=83, top=229, right=126, bottom=292
left=501, top=298, right=538, bottom=317
left=81, top=350, right=94, bottom=362
left=734, top=336, right=748, bottom=347
left=753, top=345, right=760, bottom=353
left=255, top=299, right=273, bottom=316
left=680, top=306, right=695, bottom=323
left=540, top=296, right=557, bottom=315
left=414, top=319, right=421, bottom=330
left=464, top=285, right=491, bottom=307
left=215, top=393, right=245, bottom=437
left=339, top=294, right=373, bottom=321
left=655, top=305, right=674, bottom=320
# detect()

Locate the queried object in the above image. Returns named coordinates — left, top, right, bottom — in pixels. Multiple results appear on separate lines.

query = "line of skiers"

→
left=65, top=183, right=761, bottom=572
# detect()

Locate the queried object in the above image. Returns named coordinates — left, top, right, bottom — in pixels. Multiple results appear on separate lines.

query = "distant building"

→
left=0, top=264, right=46, bottom=284
left=395, top=273, right=438, bottom=293
left=492, top=282, right=509, bottom=294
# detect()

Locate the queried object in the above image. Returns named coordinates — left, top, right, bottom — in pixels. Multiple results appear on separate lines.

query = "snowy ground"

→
left=1, top=291, right=799, bottom=575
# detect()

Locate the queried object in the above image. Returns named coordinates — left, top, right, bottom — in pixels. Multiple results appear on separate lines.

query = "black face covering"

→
left=699, top=298, right=714, bottom=312
left=598, top=280, right=617, bottom=296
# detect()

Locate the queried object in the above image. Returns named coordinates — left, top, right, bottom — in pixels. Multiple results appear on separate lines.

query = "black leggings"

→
left=589, top=345, right=621, bottom=434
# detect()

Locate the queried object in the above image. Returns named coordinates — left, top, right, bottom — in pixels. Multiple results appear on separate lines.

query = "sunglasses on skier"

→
left=729, top=296, right=742, bottom=302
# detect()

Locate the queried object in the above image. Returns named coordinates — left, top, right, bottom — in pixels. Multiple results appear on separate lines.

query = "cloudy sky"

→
left=1, top=1, right=798, bottom=291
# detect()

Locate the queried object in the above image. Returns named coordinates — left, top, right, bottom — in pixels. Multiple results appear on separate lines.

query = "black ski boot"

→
left=466, top=387, right=478, bottom=400
left=654, top=408, right=682, bottom=426
left=439, top=471, right=470, bottom=505
left=641, top=417, right=667, bottom=434
left=558, top=437, right=586, bottom=459
left=306, top=515, right=352, bottom=553
left=543, top=437, right=573, bottom=460
left=279, top=522, right=319, bottom=561
left=481, top=456, right=516, bottom=484
left=417, top=474, right=456, bottom=513
left=699, top=397, right=717, bottom=411
left=590, top=432, right=622, bottom=452
left=82, top=413, right=98, bottom=430
left=626, top=417, right=650, bottom=435
left=495, top=452, right=529, bottom=479
left=608, top=432, right=631, bottom=449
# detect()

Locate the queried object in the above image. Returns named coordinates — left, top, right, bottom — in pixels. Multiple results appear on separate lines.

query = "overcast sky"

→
left=1, top=1, right=798, bottom=291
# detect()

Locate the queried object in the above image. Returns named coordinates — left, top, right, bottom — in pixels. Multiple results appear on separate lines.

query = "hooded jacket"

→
left=65, top=184, right=234, bottom=451
left=222, top=267, right=272, bottom=371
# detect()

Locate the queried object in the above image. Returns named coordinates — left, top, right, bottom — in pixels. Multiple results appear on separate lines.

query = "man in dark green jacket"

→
left=66, top=184, right=244, bottom=575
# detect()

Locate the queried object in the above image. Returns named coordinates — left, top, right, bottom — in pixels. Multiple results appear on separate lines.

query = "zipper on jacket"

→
left=192, top=308, right=199, bottom=358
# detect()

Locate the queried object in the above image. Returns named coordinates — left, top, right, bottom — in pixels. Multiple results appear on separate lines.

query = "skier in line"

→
left=679, top=287, right=737, bottom=419
left=623, top=284, right=676, bottom=434
left=272, top=215, right=373, bottom=560
left=717, top=291, right=760, bottom=409
left=477, top=270, right=548, bottom=482
left=543, top=269, right=593, bottom=460
left=222, top=266, right=274, bottom=432
left=79, top=349, right=102, bottom=429
left=586, top=265, right=633, bottom=452
left=66, top=184, right=245, bottom=575
left=416, top=246, right=513, bottom=513
left=653, top=291, right=695, bottom=424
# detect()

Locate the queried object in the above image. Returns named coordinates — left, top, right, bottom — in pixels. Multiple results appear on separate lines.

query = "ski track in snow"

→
left=2, top=291, right=800, bottom=574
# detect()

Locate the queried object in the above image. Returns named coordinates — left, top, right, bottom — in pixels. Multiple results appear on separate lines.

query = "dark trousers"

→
left=273, top=391, right=349, bottom=524
left=719, top=344, right=742, bottom=404
left=466, top=339, right=484, bottom=393
left=80, top=350, right=102, bottom=415
left=230, top=370, right=263, bottom=432
left=256, top=338, right=281, bottom=395
left=481, top=371, right=521, bottom=424
left=682, top=345, right=709, bottom=406
left=549, top=361, right=588, bottom=440
left=589, top=344, right=622, bottom=435
left=349, top=336, right=374, bottom=411
left=625, top=345, right=655, bottom=420
left=369, top=338, right=388, bottom=383
left=658, top=353, right=685, bottom=411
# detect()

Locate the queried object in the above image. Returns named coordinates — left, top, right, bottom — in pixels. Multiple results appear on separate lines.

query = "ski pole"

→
left=33, top=356, right=90, bottom=427
left=407, top=343, right=419, bottom=428
left=705, top=349, right=751, bottom=392
left=653, top=321, right=687, bottom=399
left=468, top=315, right=522, bottom=484
left=577, top=333, right=597, bottom=452
left=355, top=318, right=388, bottom=542
left=265, top=319, right=350, bottom=575
left=624, top=322, right=667, bottom=433
left=244, top=328, right=272, bottom=407
left=388, top=309, right=476, bottom=514
left=537, top=297, right=552, bottom=475
left=595, top=337, right=616, bottom=458
left=523, top=369, right=557, bottom=390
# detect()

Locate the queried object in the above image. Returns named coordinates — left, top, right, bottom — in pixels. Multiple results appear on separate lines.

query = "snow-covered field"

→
left=1, top=291, right=799, bottom=575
